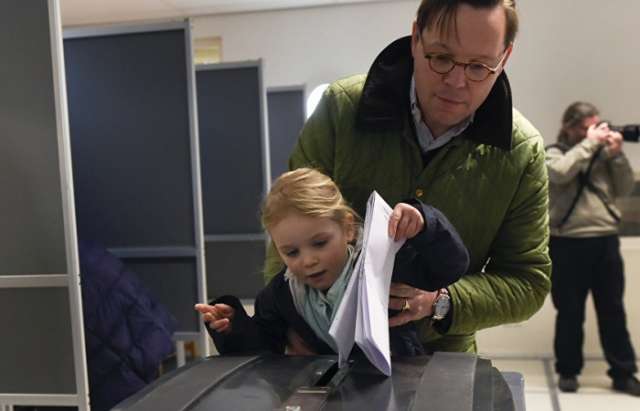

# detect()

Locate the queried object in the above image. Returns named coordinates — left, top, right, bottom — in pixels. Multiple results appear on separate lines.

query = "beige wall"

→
left=478, top=238, right=640, bottom=358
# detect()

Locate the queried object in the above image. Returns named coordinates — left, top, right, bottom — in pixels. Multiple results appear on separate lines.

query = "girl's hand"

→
left=388, top=203, right=425, bottom=240
left=194, top=303, right=235, bottom=334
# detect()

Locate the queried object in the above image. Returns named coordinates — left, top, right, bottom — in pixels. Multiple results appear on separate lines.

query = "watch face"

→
left=433, top=294, right=451, bottom=320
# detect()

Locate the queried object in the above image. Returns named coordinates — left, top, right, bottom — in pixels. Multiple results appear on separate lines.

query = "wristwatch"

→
left=430, top=288, right=450, bottom=321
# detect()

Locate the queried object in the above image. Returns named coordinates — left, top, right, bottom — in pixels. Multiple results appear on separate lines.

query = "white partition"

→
left=0, top=0, right=89, bottom=409
left=63, top=21, right=209, bottom=354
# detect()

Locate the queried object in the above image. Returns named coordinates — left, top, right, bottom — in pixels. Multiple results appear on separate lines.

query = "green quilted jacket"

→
left=265, top=37, right=551, bottom=353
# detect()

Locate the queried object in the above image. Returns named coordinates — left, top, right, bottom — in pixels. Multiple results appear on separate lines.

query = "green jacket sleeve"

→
left=446, top=137, right=552, bottom=335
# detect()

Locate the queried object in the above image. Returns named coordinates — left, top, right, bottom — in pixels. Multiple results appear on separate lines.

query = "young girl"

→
left=195, top=168, right=469, bottom=356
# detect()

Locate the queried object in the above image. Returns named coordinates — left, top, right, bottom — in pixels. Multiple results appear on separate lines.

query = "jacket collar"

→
left=355, top=36, right=513, bottom=151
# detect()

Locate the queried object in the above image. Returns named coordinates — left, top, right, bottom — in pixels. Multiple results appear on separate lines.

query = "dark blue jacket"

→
left=79, top=242, right=176, bottom=411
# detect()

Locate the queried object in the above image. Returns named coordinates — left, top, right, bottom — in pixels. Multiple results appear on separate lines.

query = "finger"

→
left=388, top=296, right=407, bottom=311
left=203, top=312, right=215, bottom=323
left=194, top=303, right=215, bottom=314
left=211, top=318, right=230, bottom=330
left=395, top=216, right=409, bottom=240
left=413, top=218, right=423, bottom=235
left=390, top=283, right=415, bottom=298
left=406, top=219, right=420, bottom=238
left=215, top=304, right=234, bottom=317
left=388, top=208, right=402, bottom=238
left=389, top=283, right=413, bottom=297
left=389, top=311, right=413, bottom=327
left=216, top=320, right=232, bottom=334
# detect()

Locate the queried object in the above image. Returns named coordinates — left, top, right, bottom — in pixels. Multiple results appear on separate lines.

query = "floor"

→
left=491, top=357, right=640, bottom=411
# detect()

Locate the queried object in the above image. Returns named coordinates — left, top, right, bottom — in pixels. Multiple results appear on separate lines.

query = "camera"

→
left=609, top=124, right=640, bottom=143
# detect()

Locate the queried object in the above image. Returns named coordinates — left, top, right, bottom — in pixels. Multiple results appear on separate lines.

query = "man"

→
left=546, top=101, right=639, bottom=396
left=266, top=0, right=551, bottom=353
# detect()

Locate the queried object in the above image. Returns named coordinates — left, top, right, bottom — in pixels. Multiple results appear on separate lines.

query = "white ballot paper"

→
left=329, top=191, right=405, bottom=376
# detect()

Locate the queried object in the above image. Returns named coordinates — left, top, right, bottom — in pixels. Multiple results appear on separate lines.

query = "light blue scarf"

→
left=285, top=245, right=358, bottom=352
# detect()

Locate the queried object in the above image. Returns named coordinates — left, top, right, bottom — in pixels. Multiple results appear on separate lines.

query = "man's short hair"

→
left=416, top=0, right=518, bottom=49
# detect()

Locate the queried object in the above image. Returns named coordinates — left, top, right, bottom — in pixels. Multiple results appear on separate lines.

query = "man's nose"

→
left=443, top=64, right=467, bottom=88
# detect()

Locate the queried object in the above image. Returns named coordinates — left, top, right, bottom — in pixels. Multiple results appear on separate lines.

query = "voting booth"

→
left=196, top=61, right=270, bottom=300
left=267, top=85, right=306, bottom=179
left=63, top=20, right=209, bottom=358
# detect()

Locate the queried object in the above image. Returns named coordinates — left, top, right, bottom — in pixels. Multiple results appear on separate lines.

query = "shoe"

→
left=612, top=376, right=640, bottom=397
left=558, top=375, right=579, bottom=392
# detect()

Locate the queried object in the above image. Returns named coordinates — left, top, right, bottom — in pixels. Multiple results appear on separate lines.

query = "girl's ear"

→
left=343, top=213, right=356, bottom=242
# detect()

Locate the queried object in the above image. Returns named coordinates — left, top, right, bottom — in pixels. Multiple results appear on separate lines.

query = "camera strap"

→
left=583, top=179, right=621, bottom=223
left=547, top=143, right=612, bottom=228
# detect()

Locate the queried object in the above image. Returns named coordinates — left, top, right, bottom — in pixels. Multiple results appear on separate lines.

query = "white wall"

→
left=192, top=0, right=419, bottom=93
left=193, top=0, right=640, bottom=358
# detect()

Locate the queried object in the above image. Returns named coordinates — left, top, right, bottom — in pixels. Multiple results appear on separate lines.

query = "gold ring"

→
left=402, top=298, right=411, bottom=311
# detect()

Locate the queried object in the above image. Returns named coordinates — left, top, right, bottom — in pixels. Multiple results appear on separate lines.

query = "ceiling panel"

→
left=60, top=0, right=396, bottom=27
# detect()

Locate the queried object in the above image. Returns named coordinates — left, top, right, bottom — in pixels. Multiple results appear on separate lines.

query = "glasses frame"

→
left=419, top=34, right=509, bottom=82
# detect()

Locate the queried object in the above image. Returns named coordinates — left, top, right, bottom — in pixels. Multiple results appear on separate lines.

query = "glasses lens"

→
left=465, top=63, right=490, bottom=81
left=429, top=55, right=454, bottom=74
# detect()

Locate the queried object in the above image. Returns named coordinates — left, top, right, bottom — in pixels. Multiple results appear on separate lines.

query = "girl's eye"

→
left=285, top=249, right=299, bottom=258
left=313, top=240, right=328, bottom=248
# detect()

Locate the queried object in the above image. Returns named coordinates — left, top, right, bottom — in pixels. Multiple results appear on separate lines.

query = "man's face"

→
left=411, top=4, right=513, bottom=137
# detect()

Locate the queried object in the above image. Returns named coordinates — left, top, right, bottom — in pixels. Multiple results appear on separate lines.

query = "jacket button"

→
left=415, top=189, right=424, bottom=198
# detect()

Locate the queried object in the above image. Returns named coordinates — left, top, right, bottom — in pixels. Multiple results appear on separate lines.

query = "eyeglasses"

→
left=419, top=35, right=508, bottom=82
left=423, top=51, right=508, bottom=82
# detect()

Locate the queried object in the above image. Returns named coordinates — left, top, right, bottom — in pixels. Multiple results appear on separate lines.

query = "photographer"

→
left=546, top=101, right=639, bottom=396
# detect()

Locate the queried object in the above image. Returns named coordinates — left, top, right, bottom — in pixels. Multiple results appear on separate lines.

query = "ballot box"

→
left=113, top=352, right=525, bottom=411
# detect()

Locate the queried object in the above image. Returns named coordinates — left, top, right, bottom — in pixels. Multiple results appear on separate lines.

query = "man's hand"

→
left=194, top=303, right=235, bottom=334
left=388, top=203, right=425, bottom=241
left=388, top=282, right=437, bottom=327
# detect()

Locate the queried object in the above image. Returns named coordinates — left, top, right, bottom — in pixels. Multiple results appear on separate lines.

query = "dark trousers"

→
left=550, top=235, right=637, bottom=379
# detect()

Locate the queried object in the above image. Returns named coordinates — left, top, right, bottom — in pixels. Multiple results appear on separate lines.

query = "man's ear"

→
left=500, top=42, right=514, bottom=70
left=411, top=21, right=420, bottom=58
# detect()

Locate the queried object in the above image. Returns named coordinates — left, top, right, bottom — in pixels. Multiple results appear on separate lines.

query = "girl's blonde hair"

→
left=261, top=168, right=361, bottom=237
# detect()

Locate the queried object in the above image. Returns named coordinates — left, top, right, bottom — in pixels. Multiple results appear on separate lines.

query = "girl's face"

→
left=269, top=212, right=355, bottom=292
